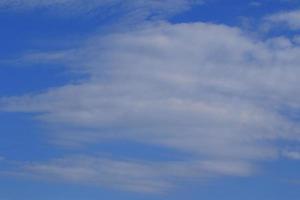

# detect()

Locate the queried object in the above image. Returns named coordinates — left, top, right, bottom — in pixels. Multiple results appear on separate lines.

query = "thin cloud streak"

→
left=2, top=155, right=255, bottom=193
left=0, top=0, right=203, bottom=20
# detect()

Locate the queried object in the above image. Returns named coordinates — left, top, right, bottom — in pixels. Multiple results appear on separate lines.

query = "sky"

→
left=1, top=0, right=300, bottom=199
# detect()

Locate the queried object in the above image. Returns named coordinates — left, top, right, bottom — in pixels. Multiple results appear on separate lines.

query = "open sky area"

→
left=1, top=0, right=300, bottom=199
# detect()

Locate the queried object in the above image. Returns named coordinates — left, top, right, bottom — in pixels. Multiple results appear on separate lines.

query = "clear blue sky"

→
left=1, top=0, right=300, bottom=199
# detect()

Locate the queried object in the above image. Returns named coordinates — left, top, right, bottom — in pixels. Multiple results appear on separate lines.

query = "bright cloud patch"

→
left=1, top=22, right=300, bottom=192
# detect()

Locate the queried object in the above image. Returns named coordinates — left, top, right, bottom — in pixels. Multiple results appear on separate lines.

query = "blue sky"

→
left=1, top=0, right=300, bottom=199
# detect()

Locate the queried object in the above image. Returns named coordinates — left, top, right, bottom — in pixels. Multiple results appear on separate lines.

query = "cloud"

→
left=3, top=155, right=254, bottom=193
left=249, top=1, right=262, bottom=7
left=264, top=9, right=300, bottom=30
left=282, top=150, right=300, bottom=160
left=0, top=0, right=202, bottom=19
left=2, top=22, right=300, bottom=192
left=293, top=35, right=300, bottom=44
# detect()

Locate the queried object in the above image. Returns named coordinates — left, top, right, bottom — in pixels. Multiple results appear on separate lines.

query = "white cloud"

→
left=265, top=9, right=300, bottom=30
left=2, top=22, right=300, bottom=192
left=7, top=155, right=254, bottom=193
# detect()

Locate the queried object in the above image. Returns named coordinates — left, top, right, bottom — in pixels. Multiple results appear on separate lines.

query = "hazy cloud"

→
left=2, top=22, right=300, bottom=192
left=4, top=155, right=254, bottom=193
left=282, top=150, right=300, bottom=160
left=0, top=0, right=202, bottom=19
left=265, top=9, right=300, bottom=30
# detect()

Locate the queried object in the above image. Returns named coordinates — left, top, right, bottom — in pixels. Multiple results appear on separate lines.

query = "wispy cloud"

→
left=264, top=9, right=300, bottom=30
left=282, top=150, right=300, bottom=160
left=0, top=0, right=202, bottom=19
left=3, top=155, right=254, bottom=193
left=1, top=22, right=300, bottom=192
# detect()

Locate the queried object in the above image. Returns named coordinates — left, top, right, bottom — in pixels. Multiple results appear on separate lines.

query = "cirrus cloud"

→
left=0, top=0, right=202, bottom=20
